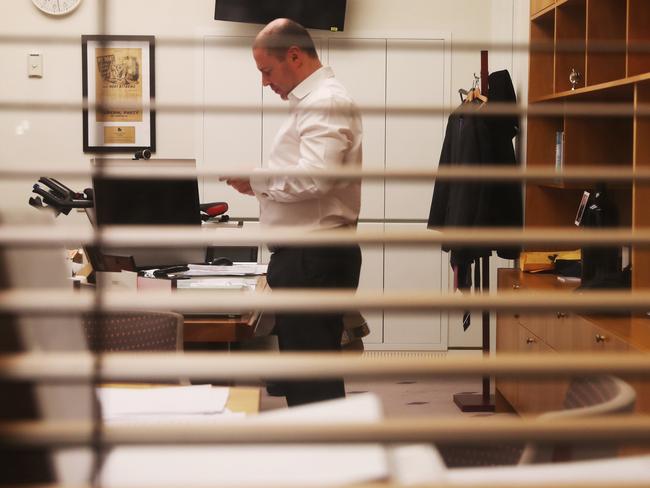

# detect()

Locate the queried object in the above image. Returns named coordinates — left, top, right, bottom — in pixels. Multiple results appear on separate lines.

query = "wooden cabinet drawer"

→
left=520, top=313, right=548, bottom=342
left=516, top=326, right=567, bottom=414
left=573, top=316, right=630, bottom=352
left=496, top=310, right=521, bottom=407
left=501, top=270, right=548, bottom=341
left=546, top=311, right=577, bottom=351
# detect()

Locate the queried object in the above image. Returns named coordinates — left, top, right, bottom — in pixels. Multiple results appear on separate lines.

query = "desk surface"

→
left=226, top=386, right=260, bottom=415
left=91, top=272, right=266, bottom=344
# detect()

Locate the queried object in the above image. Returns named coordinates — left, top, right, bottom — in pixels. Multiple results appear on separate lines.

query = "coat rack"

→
left=452, top=50, right=496, bottom=413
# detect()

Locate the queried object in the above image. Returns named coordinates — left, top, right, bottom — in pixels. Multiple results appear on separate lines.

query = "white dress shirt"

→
left=250, top=66, right=362, bottom=229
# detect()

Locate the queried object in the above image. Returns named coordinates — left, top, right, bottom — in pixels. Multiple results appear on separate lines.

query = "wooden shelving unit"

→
left=586, top=0, right=627, bottom=86
left=496, top=1, right=650, bottom=430
left=525, top=0, right=648, bottom=249
left=627, top=0, right=650, bottom=76
left=634, top=79, right=650, bottom=289
left=556, top=0, right=586, bottom=92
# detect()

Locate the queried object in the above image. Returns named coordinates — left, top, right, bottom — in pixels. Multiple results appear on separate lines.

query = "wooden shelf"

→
left=530, top=10, right=556, bottom=100
left=564, top=115, right=633, bottom=166
left=531, top=71, right=650, bottom=102
left=531, top=0, right=556, bottom=19
left=633, top=80, right=650, bottom=289
left=529, top=0, right=650, bottom=100
left=526, top=113, right=563, bottom=167
left=525, top=186, right=585, bottom=227
left=538, top=181, right=631, bottom=190
left=526, top=2, right=639, bottom=235
left=628, top=0, right=650, bottom=77
left=586, top=0, right=627, bottom=86
left=556, top=0, right=586, bottom=93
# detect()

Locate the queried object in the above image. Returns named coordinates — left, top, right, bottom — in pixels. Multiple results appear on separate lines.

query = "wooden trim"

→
left=2, top=416, right=650, bottom=446
left=531, top=2, right=557, bottom=21
left=2, top=352, right=650, bottom=382
left=531, top=71, right=650, bottom=102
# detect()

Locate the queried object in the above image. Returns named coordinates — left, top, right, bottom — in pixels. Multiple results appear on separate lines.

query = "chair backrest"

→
left=519, top=375, right=637, bottom=464
left=82, top=311, right=184, bottom=352
left=437, top=375, right=636, bottom=469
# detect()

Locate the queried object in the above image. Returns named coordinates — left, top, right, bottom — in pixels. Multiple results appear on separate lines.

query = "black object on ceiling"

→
left=215, top=0, right=347, bottom=32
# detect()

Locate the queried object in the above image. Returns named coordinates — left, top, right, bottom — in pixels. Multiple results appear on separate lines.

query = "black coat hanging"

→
left=427, top=69, right=523, bottom=266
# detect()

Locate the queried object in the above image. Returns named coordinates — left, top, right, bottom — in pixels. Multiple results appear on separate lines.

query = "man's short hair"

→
left=255, top=19, right=318, bottom=60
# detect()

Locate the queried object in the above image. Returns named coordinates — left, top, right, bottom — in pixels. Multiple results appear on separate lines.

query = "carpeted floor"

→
left=259, top=350, right=485, bottom=417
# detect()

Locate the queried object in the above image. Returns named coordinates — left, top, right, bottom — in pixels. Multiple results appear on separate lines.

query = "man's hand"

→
left=221, top=177, right=254, bottom=196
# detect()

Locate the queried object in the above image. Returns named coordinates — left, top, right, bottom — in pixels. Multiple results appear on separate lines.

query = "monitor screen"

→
left=214, top=0, right=347, bottom=31
left=91, top=159, right=206, bottom=269
left=93, top=178, right=201, bottom=227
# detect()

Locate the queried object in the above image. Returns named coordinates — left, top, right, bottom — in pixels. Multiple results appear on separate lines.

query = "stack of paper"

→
left=97, top=385, right=235, bottom=424
left=99, top=393, right=390, bottom=487
left=180, top=263, right=268, bottom=277
left=175, top=276, right=259, bottom=291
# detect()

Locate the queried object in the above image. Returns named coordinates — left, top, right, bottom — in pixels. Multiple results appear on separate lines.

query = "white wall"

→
left=1, top=0, right=525, bottom=207
left=0, top=0, right=529, bottom=348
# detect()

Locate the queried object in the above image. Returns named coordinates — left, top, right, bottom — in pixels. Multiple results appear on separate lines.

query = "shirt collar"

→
left=288, top=66, right=334, bottom=105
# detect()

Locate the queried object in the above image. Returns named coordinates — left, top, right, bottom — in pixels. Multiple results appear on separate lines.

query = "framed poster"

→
left=82, top=35, right=155, bottom=153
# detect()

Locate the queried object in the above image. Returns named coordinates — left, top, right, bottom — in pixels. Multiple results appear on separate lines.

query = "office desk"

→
left=226, top=386, right=260, bottom=414
left=181, top=276, right=266, bottom=344
left=94, top=272, right=266, bottom=346
left=183, top=312, right=259, bottom=343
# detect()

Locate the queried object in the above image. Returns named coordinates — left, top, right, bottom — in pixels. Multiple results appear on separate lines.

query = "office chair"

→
left=82, top=311, right=184, bottom=352
left=437, top=375, right=637, bottom=467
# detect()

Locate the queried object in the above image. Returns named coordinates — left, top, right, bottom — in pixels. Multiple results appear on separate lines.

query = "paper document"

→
left=181, top=263, right=267, bottom=277
left=97, top=385, right=230, bottom=419
left=105, top=409, right=246, bottom=426
left=175, top=277, right=258, bottom=291
left=99, top=393, right=389, bottom=487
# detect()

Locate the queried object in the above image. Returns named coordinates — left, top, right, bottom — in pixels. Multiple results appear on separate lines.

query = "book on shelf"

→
left=555, top=130, right=564, bottom=173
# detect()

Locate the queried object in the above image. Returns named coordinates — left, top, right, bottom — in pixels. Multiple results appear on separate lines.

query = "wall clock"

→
left=32, top=0, right=82, bottom=16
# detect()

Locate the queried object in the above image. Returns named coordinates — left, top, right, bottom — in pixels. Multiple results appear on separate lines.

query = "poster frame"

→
left=82, top=35, right=156, bottom=153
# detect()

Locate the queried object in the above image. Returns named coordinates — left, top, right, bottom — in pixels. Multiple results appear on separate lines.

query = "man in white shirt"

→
left=224, top=18, right=362, bottom=406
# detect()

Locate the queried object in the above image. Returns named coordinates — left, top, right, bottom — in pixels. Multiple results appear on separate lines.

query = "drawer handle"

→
left=595, top=334, right=608, bottom=344
left=526, top=337, right=536, bottom=345
left=513, top=284, right=521, bottom=290
left=557, top=312, right=567, bottom=319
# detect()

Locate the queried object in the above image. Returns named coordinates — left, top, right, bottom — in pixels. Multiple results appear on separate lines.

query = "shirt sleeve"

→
left=250, top=96, right=356, bottom=203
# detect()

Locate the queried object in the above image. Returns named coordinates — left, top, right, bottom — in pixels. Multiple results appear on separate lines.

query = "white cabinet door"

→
left=328, top=38, right=387, bottom=220
left=203, top=36, right=450, bottom=350
left=446, top=255, right=516, bottom=350
left=382, top=223, right=448, bottom=350
left=203, top=36, right=261, bottom=219
left=357, top=222, right=384, bottom=345
left=385, top=39, right=445, bottom=220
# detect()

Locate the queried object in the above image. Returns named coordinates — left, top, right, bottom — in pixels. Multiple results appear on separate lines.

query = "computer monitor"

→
left=214, top=0, right=347, bottom=31
left=91, top=159, right=207, bottom=269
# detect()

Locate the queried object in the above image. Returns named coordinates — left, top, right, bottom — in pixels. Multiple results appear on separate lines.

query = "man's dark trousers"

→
left=266, top=244, right=362, bottom=407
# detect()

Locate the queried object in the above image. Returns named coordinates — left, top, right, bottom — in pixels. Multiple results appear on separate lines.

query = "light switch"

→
left=28, top=53, right=43, bottom=78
